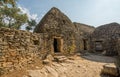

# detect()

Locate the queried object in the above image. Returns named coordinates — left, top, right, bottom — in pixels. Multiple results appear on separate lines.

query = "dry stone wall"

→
left=0, top=28, right=50, bottom=75
left=116, top=39, right=120, bottom=74
left=73, top=22, right=95, bottom=52
left=91, top=23, right=120, bottom=56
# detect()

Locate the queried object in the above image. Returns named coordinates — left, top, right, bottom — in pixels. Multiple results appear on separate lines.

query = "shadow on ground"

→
left=80, top=53, right=117, bottom=63
left=80, top=53, right=119, bottom=77
left=100, top=73, right=119, bottom=77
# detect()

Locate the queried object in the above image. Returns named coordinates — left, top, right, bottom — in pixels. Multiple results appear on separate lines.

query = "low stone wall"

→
left=0, top=28, right=50, bottom=75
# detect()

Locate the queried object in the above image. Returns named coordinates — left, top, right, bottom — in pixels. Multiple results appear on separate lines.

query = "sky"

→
left=18, top=0, right=120, bottom=27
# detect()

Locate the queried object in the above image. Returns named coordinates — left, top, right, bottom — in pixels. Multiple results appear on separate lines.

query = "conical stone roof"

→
left=34, top=7, right=75, bottom=34
left=34, top=7, right=81, bottom=52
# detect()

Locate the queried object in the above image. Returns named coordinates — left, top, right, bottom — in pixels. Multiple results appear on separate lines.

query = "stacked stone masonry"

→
left=91, top=23, right=120, bottom=56
left=0, top=28, right=50, bottom=75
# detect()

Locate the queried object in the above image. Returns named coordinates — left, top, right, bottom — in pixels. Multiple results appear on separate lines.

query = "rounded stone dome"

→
left=92, top=22, right=120, bottom=39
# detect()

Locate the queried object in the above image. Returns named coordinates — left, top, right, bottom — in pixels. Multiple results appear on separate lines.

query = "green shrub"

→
left=67, top=44, right=76, bottom=54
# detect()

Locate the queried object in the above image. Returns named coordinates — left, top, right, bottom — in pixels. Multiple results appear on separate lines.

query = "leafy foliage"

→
left=0, top=0, right=17, bottom=7
left=68, top=44, right=76, bottom=54
left=0, top=0, right=38, bottom=31
left=0, top=0, right=28, bottom=29
left=26, top=19, right=37, bottom=31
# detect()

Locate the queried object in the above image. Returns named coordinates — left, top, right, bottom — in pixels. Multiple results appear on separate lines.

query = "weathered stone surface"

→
left=27, top=66, right=58, bottom=77
left=91, top=23, right=120, bottom=74
left=91, top=22, right=120, bottom=56
left=43, top=59, right=51, bottom=65
left=42, top=54, right=54, bottom=65
left=54, top=56, right=68, bottom=62
left=102, top=64, right=118, bottom=76
left=73, top=22, right=95, bottom=51
left=73, top=22, right=95, bottom=35
left=34, top=7, right=78, bottom=53
left=92, top=23, right=120, bottom=39
left=0, top=28, right=49, bottom=75
left=116, top=39, right=120, bottom=56
left=46, top=54, right=54, bottom=61
left=116, top=56, right=120, bottom=75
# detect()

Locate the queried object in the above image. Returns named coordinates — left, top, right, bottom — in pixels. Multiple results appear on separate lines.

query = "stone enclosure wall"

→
left=0, top=28, right=51, bottom=75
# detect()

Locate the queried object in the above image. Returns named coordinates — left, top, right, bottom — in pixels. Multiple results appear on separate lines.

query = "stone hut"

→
left=34, top=7, right=94, bottom=54
left=91, top=22, right=120, bottom=56
left=73, top=22, right=95, bottom=52
left=34, top=7, right=77, bottom=54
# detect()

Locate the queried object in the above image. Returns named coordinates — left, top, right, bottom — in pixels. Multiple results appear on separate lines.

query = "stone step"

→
left=54, top=53, right=64, bottom=56
left=54, top=56, right=68, bottom=62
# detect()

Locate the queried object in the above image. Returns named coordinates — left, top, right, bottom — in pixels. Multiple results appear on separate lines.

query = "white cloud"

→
left=18, top=5, right=38, bottom=21
left=18, top=5, right=41, bottom=30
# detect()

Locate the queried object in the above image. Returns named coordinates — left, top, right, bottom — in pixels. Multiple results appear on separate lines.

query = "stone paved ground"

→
left=2, top=53, right=117, bottom=77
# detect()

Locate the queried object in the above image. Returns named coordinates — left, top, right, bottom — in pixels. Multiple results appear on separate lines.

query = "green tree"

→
left=0, top=0, right=16, bottom=7
left=0, top=0, right=28, bottom=29
left=26, top=19, right=37, bottom=31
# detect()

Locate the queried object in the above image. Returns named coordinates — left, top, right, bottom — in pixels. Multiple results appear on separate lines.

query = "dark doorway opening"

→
left=54, top=38, right=60, bottom=53
left=83, top=39, right=87, bottom=50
